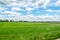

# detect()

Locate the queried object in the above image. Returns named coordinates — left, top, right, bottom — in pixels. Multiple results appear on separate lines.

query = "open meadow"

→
left=0, top=22, right=60, bottom=40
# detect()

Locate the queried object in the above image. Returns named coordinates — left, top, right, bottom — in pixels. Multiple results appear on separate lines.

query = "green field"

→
left=0, top=22, right=60, bottom=40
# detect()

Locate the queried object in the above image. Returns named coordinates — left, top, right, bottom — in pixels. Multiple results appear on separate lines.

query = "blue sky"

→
left=0, top=0, right=60, bottom=21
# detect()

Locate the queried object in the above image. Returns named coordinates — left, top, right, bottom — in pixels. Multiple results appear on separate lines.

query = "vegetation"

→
left=0, top=22, right=60, bottom=40
left=0, top=20, right=29, bottom=22
left=0, top=19, right=60, bottom=23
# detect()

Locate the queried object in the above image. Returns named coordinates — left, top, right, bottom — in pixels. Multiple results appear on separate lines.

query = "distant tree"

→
left=0, top=20, right=8, bottom=22
left=5, top=20, right=9, bottom=22
left=23, top=21, right=28, bottom=22
left=10, top=20, right=14, bottom=22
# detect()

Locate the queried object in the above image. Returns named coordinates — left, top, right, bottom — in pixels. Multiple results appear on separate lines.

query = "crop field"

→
left=0, top=22, right=60, bottom=40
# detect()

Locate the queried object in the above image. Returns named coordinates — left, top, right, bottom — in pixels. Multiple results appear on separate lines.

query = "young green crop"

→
left=0, top=22, right=60, bottom=40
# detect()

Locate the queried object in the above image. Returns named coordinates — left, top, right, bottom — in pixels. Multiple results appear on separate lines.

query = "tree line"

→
left=0, top=20, right=30, bottom=22
left=0, top=20, right=60, bottom=23
left=0, top=20, right=13, bottom=22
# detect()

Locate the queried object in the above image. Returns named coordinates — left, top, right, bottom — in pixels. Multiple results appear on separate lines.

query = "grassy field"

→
left=0, top=22, right=60, bottom=40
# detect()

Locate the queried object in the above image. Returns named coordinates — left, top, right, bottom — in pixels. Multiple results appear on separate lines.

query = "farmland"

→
left=0, top=22, right=60, bottom=40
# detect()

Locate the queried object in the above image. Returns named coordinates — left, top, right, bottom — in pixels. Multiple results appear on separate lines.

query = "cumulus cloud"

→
left=0, top=11, right=60, bottom=21
left=0, top=14, right=3, bottom=19
left=0, top=0, right=60, bottom=21
left=55, top=0, right=60, bottom=6
left=0, top=0, right=51, bottom=9
left=20, top=14, right=60, bottom=21
left=0, top=7, right=5, bottom=11
left=40, top=0, right=50, bottom=8
left=4, top=11, right=22, bottom=21
left=46, top=9, right=60, bottom=12
left=0, top=14, right=9, bottom=20
left=4, top=11, right=19, bottom=16
left=11, top=7, right=21, bottom=11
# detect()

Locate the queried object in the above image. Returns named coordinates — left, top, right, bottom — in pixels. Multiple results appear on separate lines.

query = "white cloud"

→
left=0, top=14, right=9, bottom=20
left=4, top=11, right=20, bottom=17
left=11, top=7, right=20, bottom=11
left=55, top=0, right=60, bottom=6
left=0, top=0, right=60, bottom=21
left=0, top=7, right=3, bottom=10
left=0, top=7, right=5, bottom=11
left=0, top=11, right=60, bottom=21
left=46, top=9, right=52, bottom=12
left=0, top=14, right=3, bottom=19
left=46, top=9, right=60, bottom=12
left=21, top=14, right=60, bottom=21
left=1, top=0, right=51, bottom=10
left=14, top=14, right=60, bottom=21
left=40, top=0, right=50, bottom=8
left=26, top=7, right=34, bottom=11
left=4, top=11, right=21, bottom=21
left=22, top=14, right=36, bottom=21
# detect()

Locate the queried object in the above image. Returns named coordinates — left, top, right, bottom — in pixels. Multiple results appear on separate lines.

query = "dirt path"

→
left=56, top=38, right=60, bottom=40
